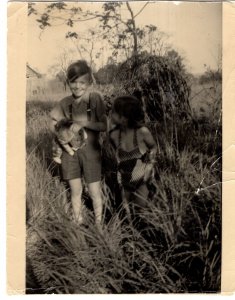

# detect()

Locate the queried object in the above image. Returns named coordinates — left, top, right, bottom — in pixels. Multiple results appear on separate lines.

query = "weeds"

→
left=26, top=79, right=221, bottom=294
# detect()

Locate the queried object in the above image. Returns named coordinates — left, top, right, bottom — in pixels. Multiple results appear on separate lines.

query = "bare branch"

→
left=134, top=2, right=150, bottom=19
left=126, top=2, right=134, bottom=20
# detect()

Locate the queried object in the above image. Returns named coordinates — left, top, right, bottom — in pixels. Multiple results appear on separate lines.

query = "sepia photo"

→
left=9, top=0, right=225, bottom=294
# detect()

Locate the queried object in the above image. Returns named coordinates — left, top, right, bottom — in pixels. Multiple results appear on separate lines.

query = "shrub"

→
left=115, top=53, right=191, bottom=122
left=95, top=64, right=119, bottom=84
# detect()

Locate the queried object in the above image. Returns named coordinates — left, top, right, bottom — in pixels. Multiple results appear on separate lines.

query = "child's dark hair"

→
left=113, top=95, right=145, bottom=128
left=66, top=60, right=93, bottom=83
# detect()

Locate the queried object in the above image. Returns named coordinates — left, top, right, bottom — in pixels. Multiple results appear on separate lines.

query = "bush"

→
left=95, top=64, right=119, bottom=84
left=116, top=53, right=191, bottom=122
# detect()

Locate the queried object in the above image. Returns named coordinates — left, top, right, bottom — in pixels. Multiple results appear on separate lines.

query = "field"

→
left=26, top=81, right=222, bottom=293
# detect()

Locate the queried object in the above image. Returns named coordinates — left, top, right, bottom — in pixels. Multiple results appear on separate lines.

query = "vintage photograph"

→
left=26, top=1, right=222, bottom=294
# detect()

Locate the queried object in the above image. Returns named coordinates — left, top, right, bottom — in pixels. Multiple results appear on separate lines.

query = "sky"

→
left=27, top=1, right=222, bottom=76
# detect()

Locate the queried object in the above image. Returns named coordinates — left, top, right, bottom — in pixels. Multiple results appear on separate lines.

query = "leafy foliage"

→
left=115, top=53, right=191, bottom=122
left=28, top=2, right=161, bottom=58
left=95, top=64, right=119, bottom=84
left=199, top=69, right=222, bottom=85
left=28, top=3, right=37, bottom=16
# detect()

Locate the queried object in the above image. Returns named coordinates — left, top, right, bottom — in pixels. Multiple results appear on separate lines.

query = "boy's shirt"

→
left=50, top=91, right=106, bottom=146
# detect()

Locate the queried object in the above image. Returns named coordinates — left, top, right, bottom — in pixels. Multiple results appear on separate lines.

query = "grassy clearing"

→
left=26, top=83, right=221, bottom=294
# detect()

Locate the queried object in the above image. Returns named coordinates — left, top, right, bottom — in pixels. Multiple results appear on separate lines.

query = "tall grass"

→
left=26, top=85, right=221, bottom=293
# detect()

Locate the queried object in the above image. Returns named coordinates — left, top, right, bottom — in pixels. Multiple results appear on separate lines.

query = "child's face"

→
left=111, top=110, right=125, bottom=126
left=68, top=73, right=91, bottom=98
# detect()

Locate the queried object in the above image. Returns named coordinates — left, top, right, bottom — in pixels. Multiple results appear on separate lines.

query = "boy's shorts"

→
left=61, top=144, right=101, bottom=183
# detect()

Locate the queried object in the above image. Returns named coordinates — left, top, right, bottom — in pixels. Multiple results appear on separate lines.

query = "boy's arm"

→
left=49, top=102, right=65, bottom=132
left=50, top=118, right=57, bottom=132
left=76, top=115, right=107, bottom=132
left=60, top=142, right=75, bottom=156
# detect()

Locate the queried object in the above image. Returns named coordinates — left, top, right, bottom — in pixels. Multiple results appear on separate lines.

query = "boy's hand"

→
left=70, top=120, right=88, bottom=132
left=70, top=122, right=83, bottom=133
left=57, top=138, right=65, bottom=145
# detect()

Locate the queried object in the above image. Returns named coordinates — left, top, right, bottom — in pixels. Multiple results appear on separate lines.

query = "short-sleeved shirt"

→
left=50, top=91, right=106, bottom=146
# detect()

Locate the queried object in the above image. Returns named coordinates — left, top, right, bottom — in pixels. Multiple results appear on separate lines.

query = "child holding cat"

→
left=50, top=60, right=107, bottom=228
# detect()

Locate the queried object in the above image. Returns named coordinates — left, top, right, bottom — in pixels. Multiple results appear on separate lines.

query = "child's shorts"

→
left=61, top=144, right=101, bottom=183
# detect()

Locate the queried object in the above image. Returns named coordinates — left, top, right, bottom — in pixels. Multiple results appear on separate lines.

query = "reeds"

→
left=26, top=79, right=221, bottom=293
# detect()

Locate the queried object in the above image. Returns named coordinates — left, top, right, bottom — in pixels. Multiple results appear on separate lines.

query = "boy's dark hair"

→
left=113, top=95, right=145, bottom=128
left=66, top=60, right=92, bottom=83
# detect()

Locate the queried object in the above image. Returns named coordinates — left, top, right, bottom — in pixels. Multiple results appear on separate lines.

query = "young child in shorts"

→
left=110, top=95, right=157, bottom=214
left=50, top=60, right=107, bottom=228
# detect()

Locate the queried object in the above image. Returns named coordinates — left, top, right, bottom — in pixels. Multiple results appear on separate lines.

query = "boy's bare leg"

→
left=68, top=178, right=83, bottom=224
left=88, top=181, right=103, bottom=226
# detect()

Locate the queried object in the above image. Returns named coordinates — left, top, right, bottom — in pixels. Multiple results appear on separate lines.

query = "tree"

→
left=47, top=63, right=61, bottom=78
left=166, top=50, right=185, bottom=70
left=58, top=47, right=76, bottom=72
left=199, top=68, right=222, bottom=85
left=28, top=2, right=158, bottom=58
left=51, top=47, right=77, bottom=90
left=132, top=25, right=171, bottom=57
left=56, top=70, right=67, bottom=91
left=66, top=28, right=103, bottom=71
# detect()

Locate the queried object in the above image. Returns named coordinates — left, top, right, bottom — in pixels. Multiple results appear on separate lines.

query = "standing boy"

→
left=50, top=60, right=106, bottom=228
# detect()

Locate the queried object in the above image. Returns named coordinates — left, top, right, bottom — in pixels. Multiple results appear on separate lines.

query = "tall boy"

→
left=50, top=60, right=106, bottom=227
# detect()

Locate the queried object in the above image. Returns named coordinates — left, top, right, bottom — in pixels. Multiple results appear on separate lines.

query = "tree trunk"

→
left=126, top=2, right=138, bottom=55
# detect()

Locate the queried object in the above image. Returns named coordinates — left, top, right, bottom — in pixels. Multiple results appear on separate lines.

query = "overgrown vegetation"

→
left=115, top=53, right=191, bottom=122
left=26, top=2, right=222, bottom=291
left=26, top=61, right=221, bottom=292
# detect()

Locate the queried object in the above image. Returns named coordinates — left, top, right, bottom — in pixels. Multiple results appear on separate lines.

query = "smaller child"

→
left=52, top=119, right=87, bottom=164
left=110, top=95, right=157, bottom=213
